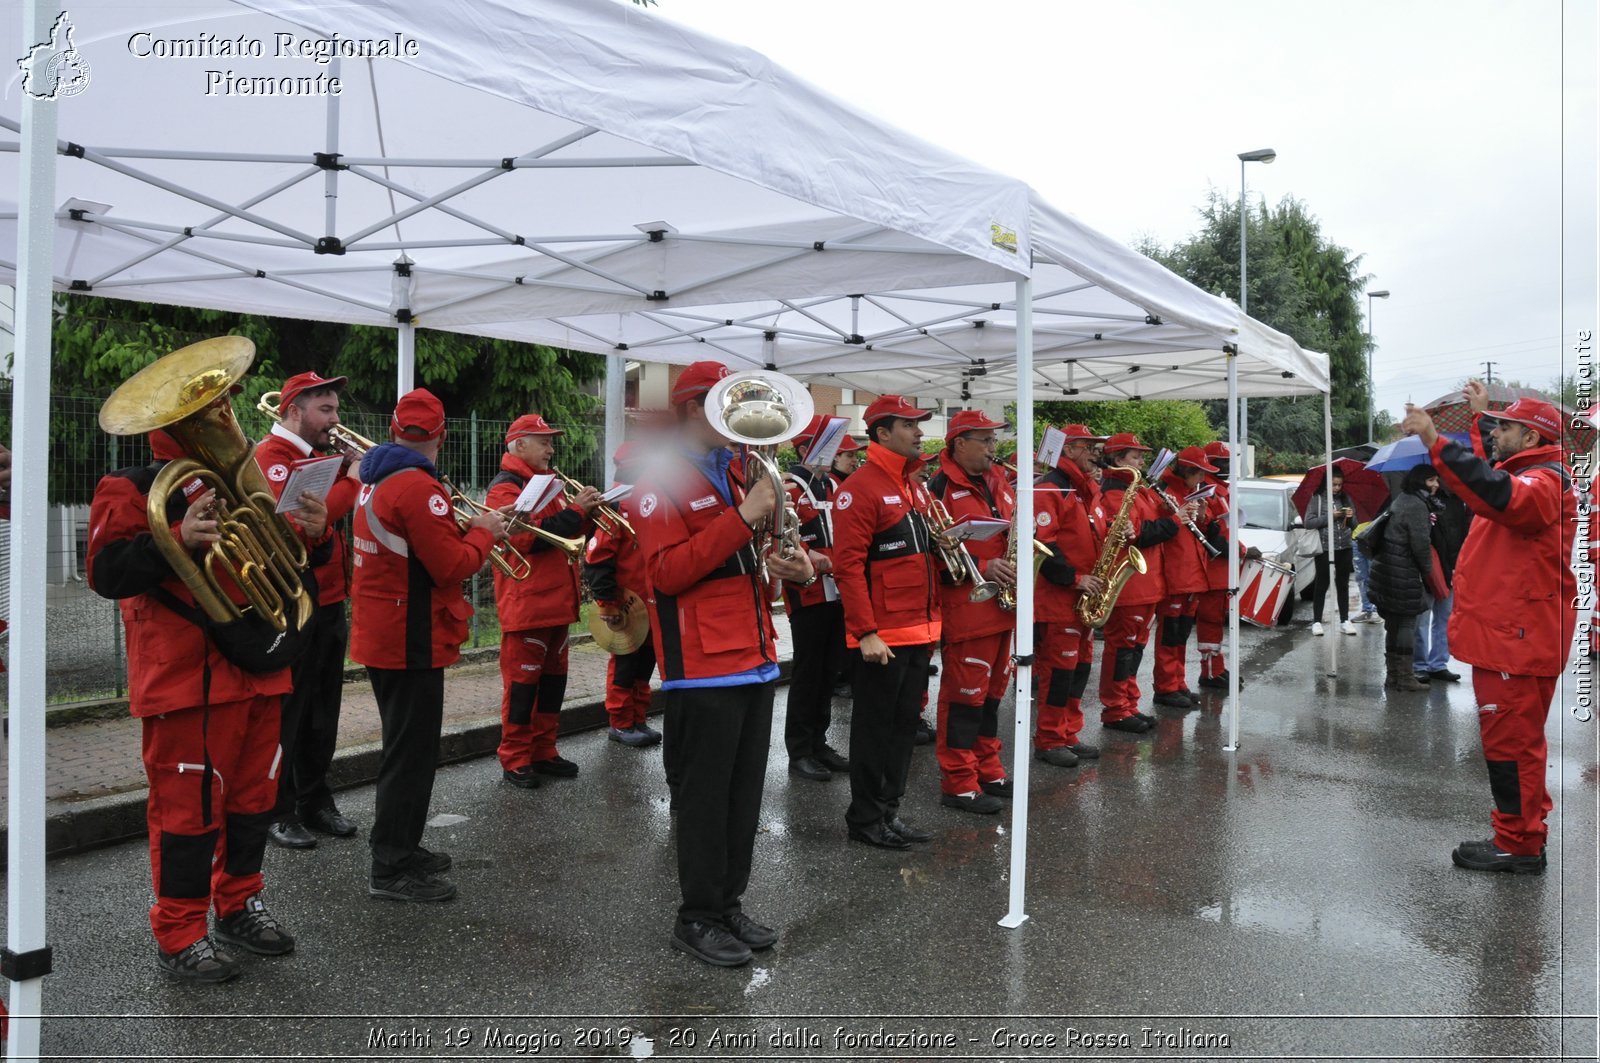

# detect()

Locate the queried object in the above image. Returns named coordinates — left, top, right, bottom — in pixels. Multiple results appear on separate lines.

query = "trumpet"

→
left=257, top=391, right=376, bottom=461
left=552, top=466, right=632, bottom=537
left=926, top=498, right=1000, bottom=603
left=438, top=476, right=585, bottom=578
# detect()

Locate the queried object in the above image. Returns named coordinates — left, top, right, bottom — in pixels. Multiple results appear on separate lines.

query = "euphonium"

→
left=704, top=371, right=814, bottom=579
left=98, top=337, right=313, bottom=634
left=1075, top=467, right=1149, bottom=629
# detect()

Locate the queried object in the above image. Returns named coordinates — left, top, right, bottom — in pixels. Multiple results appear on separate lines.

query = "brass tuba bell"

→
left=99, top=337, right=314, bottom=634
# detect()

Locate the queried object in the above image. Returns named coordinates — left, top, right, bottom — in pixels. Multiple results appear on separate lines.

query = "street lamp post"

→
left=1237, top=148, right=1275, bottom=473
left=1367, top=289, right=1391, bottom=442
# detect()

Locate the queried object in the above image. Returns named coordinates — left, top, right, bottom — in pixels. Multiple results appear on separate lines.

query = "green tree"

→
left=1021, top=399, right=1215, bottom=457
left=1140, top=192, right=1373, bottom=449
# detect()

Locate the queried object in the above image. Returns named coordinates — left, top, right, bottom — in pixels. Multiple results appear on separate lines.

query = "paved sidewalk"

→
left=0, top=625, right=794, bottom=861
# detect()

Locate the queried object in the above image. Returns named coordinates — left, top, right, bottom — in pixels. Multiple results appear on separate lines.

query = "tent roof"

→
left=2, top=0, right=1325, bottom=399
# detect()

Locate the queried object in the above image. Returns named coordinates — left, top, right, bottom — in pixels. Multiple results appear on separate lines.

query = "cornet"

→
left=552, top=466, right=632, bottom=537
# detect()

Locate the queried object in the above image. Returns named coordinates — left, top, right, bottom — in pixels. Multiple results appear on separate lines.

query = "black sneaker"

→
left=980, top=778, right=1014, bottom=798
left=1413, top=672, right=1432, bottom=685
left=1065, top=742, right=1101, bottom=760
left=503, top=767, right=541, bottom=789
left=1153, top=690, right=1194, bottom=708
left=369, top=869, right=458, bottom=902
left=884, top=816, right=932, bottom=843
left=1134, top=712, right=1158, bottom=725
left=267, top=819, right=317, bottom=850
left=1103, top=716, right=1151, bottom=735
left=213, top=894, right=296, bottom=956
left=814, top=745, right=851, bottom=772
left=724, top=911, right=778, bottom=950
left=156, top=935, right=241, bottom=983
left=409, top=847, right=453, bottom=874
left=530, top=755, right=580, bottom=778
left=1035, top=746, right=1080, bottom=768
left=671, top=920, right=752, bottom=967
left=940, top=791, right=1004, bottom=815
left=1197, top=673, right=1229, bottom=690
left=913, top=718, right=935, bottom=746
left=1429, top=669, right=1462, bottom=683
left=1451, top=839, right=1545, bottom=875
left=788, top=755, right=832, bottom=781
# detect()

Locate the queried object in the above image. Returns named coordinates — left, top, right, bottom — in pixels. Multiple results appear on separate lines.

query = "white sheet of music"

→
left=947, top=517, right=1010, bottom=542
left=274, top=455, right=343, bottom=514
left=514, top=473, right=562, bottom=514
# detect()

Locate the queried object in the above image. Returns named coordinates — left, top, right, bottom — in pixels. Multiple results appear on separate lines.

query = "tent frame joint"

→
left=1, top=944, right=53, bottom=981
left=68, top=279, right=90, bottom=291
left=1011, top=653, right=1035, bottom=667
left=395, top=307, right=413, bottom=324
left=314, top=236, right=345, bottom=255
left=313, top=151, right=346, bottom=171
left=646, top=290, right=667, bottom=302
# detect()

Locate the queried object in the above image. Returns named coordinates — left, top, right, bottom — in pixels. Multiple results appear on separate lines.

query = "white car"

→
left=1232, top=478, right=1321, bottom=625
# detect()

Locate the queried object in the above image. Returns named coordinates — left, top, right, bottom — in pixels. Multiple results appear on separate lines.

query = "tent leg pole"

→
left=7, top=0, right=60, bottom=1054
left=604, top=355, right=626, bottom=486
left=1325, top=391, right=1337, bottom=677
left=397, top=322, right=415, bottom=398
left=1225, top=348, right=1242, bottom=752
left=1000, top=276, right=1034, bottom=930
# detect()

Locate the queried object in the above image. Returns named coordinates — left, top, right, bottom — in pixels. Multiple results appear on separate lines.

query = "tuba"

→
left=704, top=371, right=813, bottom=579
left=99, top=337, right=313, bottom=634
left=1075, top=467, right=1149, bottom=629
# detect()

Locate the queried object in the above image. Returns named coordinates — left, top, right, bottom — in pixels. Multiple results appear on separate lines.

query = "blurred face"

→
left=286, top=388, right=341, bottom=449
left=952, top=430, right=996, bottom=477
left=511, top=432, right=557, bottom=470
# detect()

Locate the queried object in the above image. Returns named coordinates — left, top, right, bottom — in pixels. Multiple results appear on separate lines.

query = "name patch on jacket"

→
left=883, top=495, right=902, bottom=505
left=689, top=495, right=719, bottom=512
left=951, top=489, right=971, bottom=500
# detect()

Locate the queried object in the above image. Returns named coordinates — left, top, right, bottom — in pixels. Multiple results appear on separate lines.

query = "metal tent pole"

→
left=1224, top=348, right=1242, bottom=752
left=1000, top=276, right=1034, bottom=930
left=1325, top=390, right=1338, bottom=676
left=604, top=355, right=627, bottom=486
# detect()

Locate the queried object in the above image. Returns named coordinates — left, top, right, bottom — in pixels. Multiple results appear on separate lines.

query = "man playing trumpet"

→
left=489, top=414, right=601, bottom=788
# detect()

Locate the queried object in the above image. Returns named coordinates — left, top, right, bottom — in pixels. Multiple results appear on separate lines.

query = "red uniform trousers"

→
left=496, top=626, right=571, bottom=771
left=1154, top=592, right=1200, bottom=694
left=1034, top=618, right=1096, bottom=749
left=1098, top=603, right=1156, bottom=722
left=1195, top=589, right=1229, bottom=680
left=1471, top=668, right=1558, bottom=856
left=142, top=694, right=280, bottom=953
left=605, top=641, right=656, bottom=731
left=936, top=630, right=1012, bottom=794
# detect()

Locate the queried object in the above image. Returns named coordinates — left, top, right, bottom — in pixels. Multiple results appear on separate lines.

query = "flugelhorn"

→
left=552, top=466, right=632, bottom=537
left=704, top=370, right=813, bottom=579
left=99, top=337, right=313, bottom=634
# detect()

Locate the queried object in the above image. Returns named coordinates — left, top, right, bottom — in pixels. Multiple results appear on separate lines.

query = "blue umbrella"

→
left=1365, top=432, right=1470, bottom=472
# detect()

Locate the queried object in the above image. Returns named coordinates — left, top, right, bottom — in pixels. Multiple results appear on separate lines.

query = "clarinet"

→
left=1152, top=482, right=1223, bottom=559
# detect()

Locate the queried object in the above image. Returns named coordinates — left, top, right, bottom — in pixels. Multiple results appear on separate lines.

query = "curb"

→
left=7, top=657, right=793, bottom=866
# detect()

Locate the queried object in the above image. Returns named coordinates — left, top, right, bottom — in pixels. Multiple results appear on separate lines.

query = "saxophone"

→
left=1074, top=469, right=1149, bottom=629
left=997, top=506, right=1053, bottom=612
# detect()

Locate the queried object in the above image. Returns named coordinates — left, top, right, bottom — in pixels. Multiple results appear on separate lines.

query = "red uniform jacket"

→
left=1201, top=475, right=1237, bottom=592
left=928, top=452, right=1014, bottom=641
left=1156, top=470, right=1211, bottom=595
left=1033, top=460, right=1104, bottom=623
left=254, top=427, right=359, bottom=606
left=1431, top=430, right=1577, bottom=677
left=349, top=445, right=495, bottom=670
left=832, top=443, right=942, bottom=647
left=782, top=465, right=838, bottom=612
left=486, top=453, right=589, bottom=631
left=633, top=450, right=779, bottom=683
left=582, top=489, right=646, bottom=607
left=87, top=461, right=291, bottom=717
left=1098, top=467, right=1179, bottom=607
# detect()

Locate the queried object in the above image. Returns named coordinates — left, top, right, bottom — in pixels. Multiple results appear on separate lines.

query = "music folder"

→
left=274, top=455, right=343, bottom=514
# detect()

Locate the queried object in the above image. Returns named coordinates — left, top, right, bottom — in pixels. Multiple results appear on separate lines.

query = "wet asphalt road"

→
left=10, top=619, right=1598, bottom=1061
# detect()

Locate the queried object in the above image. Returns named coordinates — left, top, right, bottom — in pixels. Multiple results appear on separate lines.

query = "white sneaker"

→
left=1312, top=622, right=1325, bottom=636
left=1340, top=620, right=1357, bottom=635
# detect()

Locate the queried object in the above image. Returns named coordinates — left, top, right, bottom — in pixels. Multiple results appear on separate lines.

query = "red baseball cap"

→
left=613, top=441, right=641, bottom=465
left=279, top=371, right=347, bottom=409
left=1486, top=397, right=1563, bottom=442
left=391, top=388, right=447, bottom=441
left=945, top=409, right=1008, bottom=444
left=862, top=395, right=932, bottom=429
left=1060, top=423, right=1108, bottom=443
left=1102, top=431, right=1151, bottom=452
left=670, top=361, right=732, bottom=406
left=1203, top=440, right=1231, bottom=458
left=1175, top=445, right=1219, bottom=473
left=504, top=413, right=562, bottom=444
left=837, top=434, right=862, bottom=453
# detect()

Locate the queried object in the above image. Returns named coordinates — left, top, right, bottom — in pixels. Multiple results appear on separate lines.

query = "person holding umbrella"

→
left=1365, top=464, right=1436, bottom=692
left=1304, top=466, right=1358, bottom=636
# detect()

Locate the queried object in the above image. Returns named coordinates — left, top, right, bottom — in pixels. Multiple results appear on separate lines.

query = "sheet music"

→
left=600, top=483, right=633, bottom=504
left=274, top=455, right=343, bottom=514
left=1037, top=426, right=1066, bottom=470
left=804, top=416, right=850, bottom=467
left=514, top=473, right=563, bottom=514
left=947, top=516, right=1009, bottom=542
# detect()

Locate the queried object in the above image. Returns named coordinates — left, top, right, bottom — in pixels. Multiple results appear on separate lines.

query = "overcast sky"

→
left=651, top=0, right=1597, bottom=427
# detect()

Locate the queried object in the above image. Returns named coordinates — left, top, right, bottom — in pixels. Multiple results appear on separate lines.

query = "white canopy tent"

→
left=5, top=0, right=1326, bottom=1049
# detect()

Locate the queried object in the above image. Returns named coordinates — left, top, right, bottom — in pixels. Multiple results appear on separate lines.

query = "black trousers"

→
left=784, top=600, right=845, bottom=759
left=1312, top=548, right=1354, bottom=623
left=366, top=666, right=445, bottom=877
left=846, top=642, right=932, bottom=831
left=1379, top=611, right=1418, bottom=655
left=664, top=683, right=775, bottom=926
left=275, top=603, right=348, bottom=821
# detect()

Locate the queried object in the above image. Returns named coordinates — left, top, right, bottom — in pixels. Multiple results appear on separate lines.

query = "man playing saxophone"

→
left=489, top=413, right=601, bottom=788
left=1096, top=433, right=1182, bottom=735
left=927, top=411, right=1017, bottom=815
left=1032, top=425, right=1109, bottom=767
left=254, top=371, right=362, bottom=850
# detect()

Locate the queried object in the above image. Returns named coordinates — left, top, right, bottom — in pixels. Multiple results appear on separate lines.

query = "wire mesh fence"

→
left=0, top=387, right=606, bottom=706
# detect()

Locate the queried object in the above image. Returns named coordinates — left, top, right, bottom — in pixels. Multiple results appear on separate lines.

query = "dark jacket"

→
left=1433, top=490, right=1471, bottom=585
left=1304, top=487, right=1355, bottom=553
left=1368, top=486, right=1433, bottom=619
